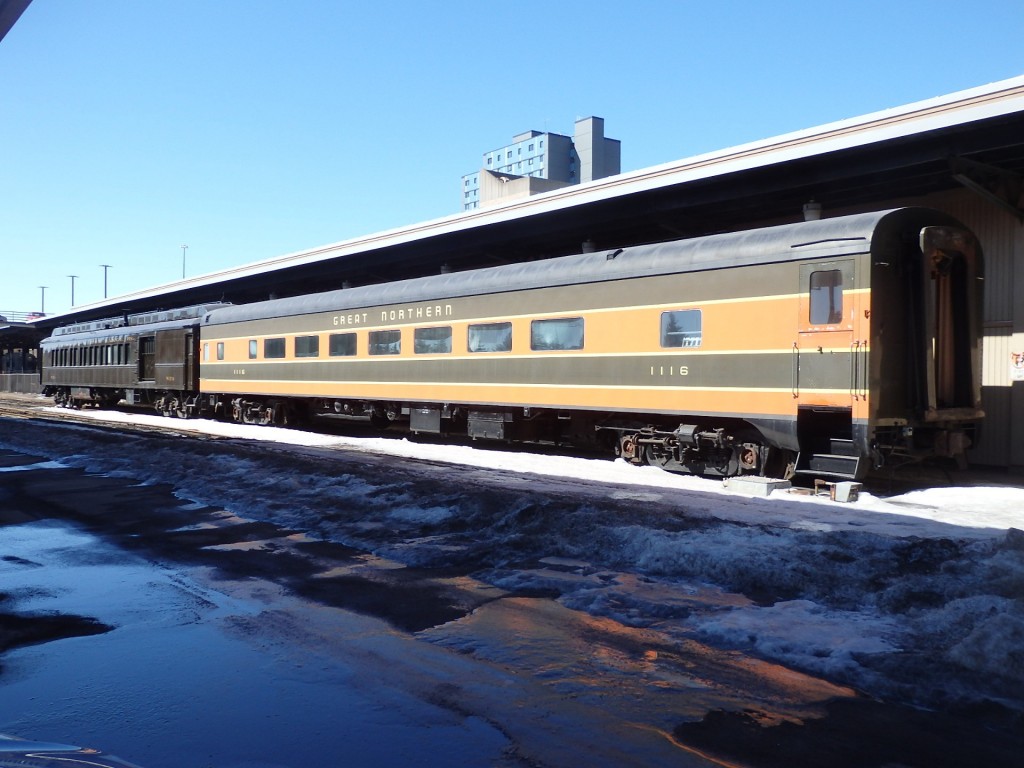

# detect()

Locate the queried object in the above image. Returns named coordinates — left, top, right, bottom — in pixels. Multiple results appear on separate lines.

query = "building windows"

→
left=468, top=322, right=512, bottom=352
left=660, top=310, right=702, bottom=348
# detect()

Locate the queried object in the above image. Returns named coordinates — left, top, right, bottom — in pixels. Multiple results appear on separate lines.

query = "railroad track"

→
left=0, top=392, right=222, bottom=439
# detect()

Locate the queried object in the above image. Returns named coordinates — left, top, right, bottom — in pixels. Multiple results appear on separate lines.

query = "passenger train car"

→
left=41, top=208, right=984, bottom=480
left=40, top=304, right=228, bottom=415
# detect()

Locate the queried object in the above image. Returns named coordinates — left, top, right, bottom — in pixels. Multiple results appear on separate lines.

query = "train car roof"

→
left=42, top=303, right=229, bottom=346
left=205, top=208, right=957, bottom=326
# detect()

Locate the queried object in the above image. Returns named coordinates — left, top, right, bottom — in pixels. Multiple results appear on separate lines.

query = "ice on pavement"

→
left=8, top=401, right=1024, bottom=715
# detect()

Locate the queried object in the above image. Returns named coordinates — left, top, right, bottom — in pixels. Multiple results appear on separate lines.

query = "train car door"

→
left=183, top=332, right=195, bottom=389
left=792, top=259, right=866, bottom=477
left=794, top=259, right=857, bottom=406
left=155, top=329, right=188, bottom=388
left=138, top=335, right=156, bottom=382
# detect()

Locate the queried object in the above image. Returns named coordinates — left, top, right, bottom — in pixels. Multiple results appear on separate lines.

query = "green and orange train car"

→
left=42, top=208, right=984, bottom=480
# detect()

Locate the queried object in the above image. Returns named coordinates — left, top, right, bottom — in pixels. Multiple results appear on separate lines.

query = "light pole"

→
left=181, top=244, right=188, bottom=279
left=38, top=286, right=47, bottom=315
left=69, top=275, right=78, bottom=306
left=100, top=264, right=111, bottom=298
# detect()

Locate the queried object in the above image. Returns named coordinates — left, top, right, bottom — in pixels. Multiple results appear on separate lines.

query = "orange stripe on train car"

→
left=199, top=378, right=851, bottom=417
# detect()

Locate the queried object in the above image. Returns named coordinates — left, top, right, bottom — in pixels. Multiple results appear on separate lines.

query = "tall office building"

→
left=461, top=117, right=620, bottom=211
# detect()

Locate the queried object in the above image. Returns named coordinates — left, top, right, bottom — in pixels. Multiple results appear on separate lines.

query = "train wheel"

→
left=642, top=445, right=672, bottom=468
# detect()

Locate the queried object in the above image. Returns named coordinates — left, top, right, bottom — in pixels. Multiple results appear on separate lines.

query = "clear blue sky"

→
left=1, top=0, right=1021, bottom=316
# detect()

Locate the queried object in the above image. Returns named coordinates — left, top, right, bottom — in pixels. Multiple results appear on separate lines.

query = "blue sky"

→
left=1, top=1, right=1022, bottom=316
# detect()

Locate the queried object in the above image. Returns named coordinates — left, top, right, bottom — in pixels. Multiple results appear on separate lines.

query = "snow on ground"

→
left=42, top=403, right=1024, bottom=538
left=5, top=399, right=1024, bottom=717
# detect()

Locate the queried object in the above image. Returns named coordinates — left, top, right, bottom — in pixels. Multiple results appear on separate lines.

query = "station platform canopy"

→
left=33, top=74, right=1024, bottom=330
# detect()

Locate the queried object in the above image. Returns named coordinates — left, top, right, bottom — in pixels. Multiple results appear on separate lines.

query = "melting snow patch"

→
left=695, top=599, right=902, bottom=677
left=0, top=460, right=68, bottom=473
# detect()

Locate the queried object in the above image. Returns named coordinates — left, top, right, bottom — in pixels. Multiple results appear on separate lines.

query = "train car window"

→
left=531, top=317, right=584, bottom=351
left=369, top=330, right=401, bottom=355
left=809, top=270, right=843, bottom=325
left=264, top=338, right=286, bottom=359
left=660, top=310, right=702, bottom=348
left=216, top=342, right=225, bottom=361
left=295, top=335, right=320, bottom=358
left=329, top=333, right=357, bottom=357
left=203, top=343, right=209, bottom=362
left=248, top=340, right=258, bottom=359
left=414, top=326, right=452, bottom=354
left=468, top=322, right=512, bottom=353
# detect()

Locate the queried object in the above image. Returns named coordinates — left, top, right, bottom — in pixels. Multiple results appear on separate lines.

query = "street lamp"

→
left=100, top=264, right=111, bottom=298
left=38, top=286, right=47, bottom=315
left=69, top=275, right=78, bottom=306
left=181, top=244, right=188, bottom=279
